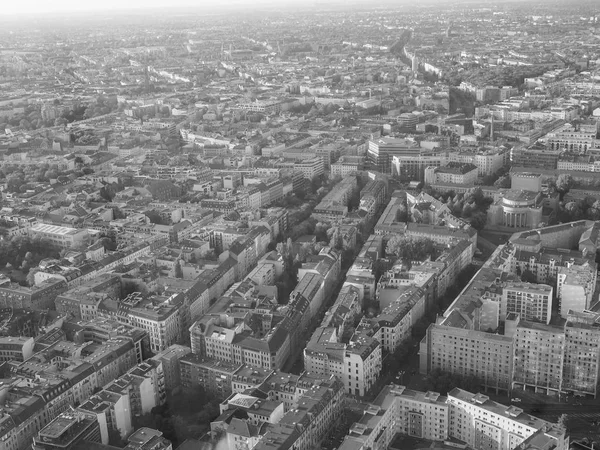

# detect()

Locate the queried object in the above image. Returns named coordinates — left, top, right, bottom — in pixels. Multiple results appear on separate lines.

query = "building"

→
left=121, top=293, right=184, bottom=353
left=501, top=283, right=553, bottom=325
left=313, top=176, right=357, bottom=220
left=303, top=327, right=381, bottom=397
left=424, top=162, right=479, bottom=185
left=180, top=354, right=241, bottom=401
left=423, top=221, right=600, bottom=398
left=331, top=156, right=364, bottom=177
left=29, top=223, right=90, bottom=249
left=487, top=190, right=545, bottom=229
left=368, top=138, right=420, bottom=174
left=557, top=265, right=596, bottom=319
left=0, top=278, right=67, bottom=310
left=151, top=344, right=192, bottom=396
left=562, top=310, right=600, bottom=397
left=338, top=385, right=567, bottom=450
left=511, top=147, right=559, bottom=170
left=249, top=376, right=345, bottom=450
left=447, top=388, right=568, bottom=450
left=33, top=411, right=103, bottom=450
left=0, top=336, right=35, bottom=362
left=512, top=319, right=565, bottom=396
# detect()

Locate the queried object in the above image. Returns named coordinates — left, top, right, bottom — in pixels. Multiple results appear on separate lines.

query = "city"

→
left=0, top=1, right=599, bottom=450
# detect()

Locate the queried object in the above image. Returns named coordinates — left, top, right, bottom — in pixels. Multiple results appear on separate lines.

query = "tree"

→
left=521, top=269, right=536, bottom=283
left=494, top=175, right=511, bottom=189
left=564, top=201, right=583, bottom=221
left=174, top=260, right=183, bottom=279
left=107, top=427, right=125, bottom=447
left=386, top=236, right=435, bottom=265
left=469, top=211, right=488, bottom=231
left=556, top=174, right=574, bottom=199
left=145, top=210, right=164, bottom=225
left=26, top=268, right=40, bottom=286
left=557, top=414, right=571, bottom=432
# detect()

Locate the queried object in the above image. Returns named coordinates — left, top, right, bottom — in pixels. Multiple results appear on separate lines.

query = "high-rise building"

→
left=512, top=319, right=565, bottom=395
left=563, top=310, right=600, bottom=397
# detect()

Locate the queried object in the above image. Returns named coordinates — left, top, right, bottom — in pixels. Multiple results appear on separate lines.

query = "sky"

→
left=2, top=0, right=297, bottom=16
left=1, top=0, right=564, bottom=17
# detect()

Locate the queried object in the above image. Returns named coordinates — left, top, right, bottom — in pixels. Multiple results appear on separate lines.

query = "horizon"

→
left=1, top=0, right=592, bottom=18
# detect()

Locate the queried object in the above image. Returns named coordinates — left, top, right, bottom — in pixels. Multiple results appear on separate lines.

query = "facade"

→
left=512, top=320, right=565, bottom=395
left=0, top=278, right=67, bottom=310
left=0, top=336, right=35, bottom=362
left=338, top=385, right=567, bottom=450
left=557, top=265, right=596, bottom=318
left=424, top=162, right=479, bottom=185
left=447, top=389, right=567, bottom=450
left=562, top=310, right=600, bottom=397
left=487, top=190, right=544, bottom=229
left=501, top=283, right=553, bottom=325
left=331, top=156, right=364, bottom=177
left=121, top=293, right=184, bottom=353
left=29, top=223, right=90, bottom=249
left=304, top=327, right=381, bottom=397
left=180, top=354, right=241, bottom=401
left=368, top=137, right=421, bottom=174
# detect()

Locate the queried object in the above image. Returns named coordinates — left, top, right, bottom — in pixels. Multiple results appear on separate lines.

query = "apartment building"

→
left=331, top=156, right=364, bottom=177
left=339, top=384, right=567, bottom=450
left=103, top=359, right=166, bottom=419
left=1, top=337, right=137, bottom=450
left=252, top=377, right=345, bottom=450
left=0, top=278, right=67, bottom=310
left=78, top=390, right=134, bottom=440
left=557, top=265, right=596, bottom=318
left=501, top=283, right=553, bottom=325
left=562, top=310, right=600, bottom=397
left=180, top=354, right=241, bottom=401
left=303, top=327, right=381, bottom=397
left=313, top=176, right=357, bottom=220
left=424, top=221, right=600, bottom=397
left=0, top=336, right=34, bottom=362
left=512, top=319, right=565, bottom=395
left=424, top=162, right=479, bottom=185
left=290, top=272, right=325, bottom=321
left=290, top=157, right=324, bottom=180
left=423, top=322, right=514, bottom=393
left=375, top=193, right=408, bottom=235
left=120, top=293, right=184, bottom=353
left=190, top=311, right=292, bottom=371
left=372, top=286, right=426, bottom=353
left=447, top=388, right=567, bottom=450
